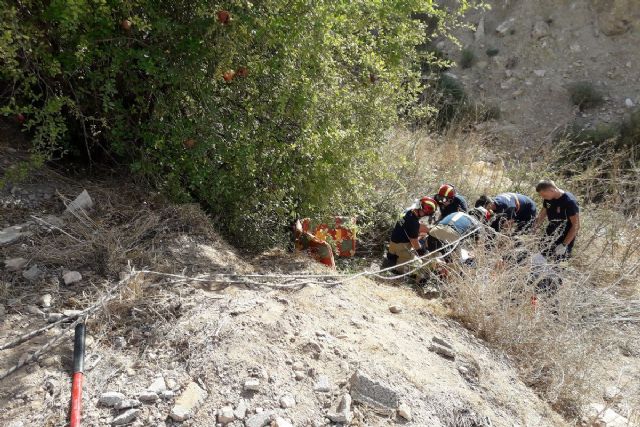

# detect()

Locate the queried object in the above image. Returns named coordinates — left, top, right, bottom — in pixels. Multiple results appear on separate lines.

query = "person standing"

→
left=385, top=197, right=438, bottom=268
left=433, top=184, right=468, bottom=219
left=534, top=180, right=580, bottom=261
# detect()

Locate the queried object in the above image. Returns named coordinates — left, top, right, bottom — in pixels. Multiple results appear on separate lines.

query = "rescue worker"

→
left=534, top=180, right=580, bottom=261
left=433, top=184, right=468, bottom=219
left=385, top=196, right=438, bottom=268
left=475, top=192, right=537, bottom=233
left=425, top=208, right=487, bottom=261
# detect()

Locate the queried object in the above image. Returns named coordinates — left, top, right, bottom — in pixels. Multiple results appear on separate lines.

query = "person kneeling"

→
left=425, top=208, right=489, bottom=263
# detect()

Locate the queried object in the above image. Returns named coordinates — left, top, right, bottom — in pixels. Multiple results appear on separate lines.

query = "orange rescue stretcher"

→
left=294, top=217, right=357, bottom=268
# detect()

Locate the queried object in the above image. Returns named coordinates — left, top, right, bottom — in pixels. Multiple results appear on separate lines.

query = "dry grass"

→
left=377, top=127, right=640, bottom=420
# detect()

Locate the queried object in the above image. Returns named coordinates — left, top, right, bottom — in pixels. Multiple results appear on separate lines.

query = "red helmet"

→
left=419, top=196, right=438, bottom=215
left=437, top=184, right=456, bottom=199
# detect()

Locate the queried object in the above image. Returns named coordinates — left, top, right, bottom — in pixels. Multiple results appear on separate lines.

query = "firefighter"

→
left=534, top=180, right=580, bottom=261
left=475, top=192, right=537, bottom=234
left=385, top=196, right=438, bottom=268
left=433, top=184, right=468, bottom=219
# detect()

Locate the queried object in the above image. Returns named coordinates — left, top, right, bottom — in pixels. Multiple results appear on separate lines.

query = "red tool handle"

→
left=70, top=323, right=86, bottom=427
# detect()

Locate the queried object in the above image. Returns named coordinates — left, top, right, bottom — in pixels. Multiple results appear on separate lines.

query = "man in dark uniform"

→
left=475, top=192, right=537, bottom=233
left=534, top=180, right=580, bottom=261
left=433, top=184, right=468, bottom=219
left=385, top=196, right=438, bottom=268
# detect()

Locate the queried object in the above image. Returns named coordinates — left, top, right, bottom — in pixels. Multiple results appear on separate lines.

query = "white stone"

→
left=625, top=98, right=635, bottom=108
left=62, top=309, right=83, bottom=317
left=273, top=417, right=293, bottom=427
left=398, top=403, right=412, bottom=421
left=245, top=411, right=274, bottom=427
left=5, top=257, right=28, bottom=271
left=234, top=399, right=248, bottom=420
left=98, top=391, right=126, bottom=407
left=169, top=382, right=207, bottom=421
left=327, top=393, right=353, bottom=423
left=112, top=408, right=140, bottom=425
left=160, top=390, right=175, bottom=400
left=217, top=406, right=235, bottom=424
left=587, top=403, right=629, bottom=427
left=495, top=18, right=515, bottom=36
left=22, top=265, right=42, bottom=282
left=26, top=305, right=44, bottom=316
left=604, top=386, right=622, bottom=402
left=244, top=379, right=260, bottom=391
left=138, top=391, right=159, bottom=402
left=0, top=225, right=28, bottom=245
left=63, top=271, right=82, bottom=285
left=66, top=189, right=94, bottom=214
left=279, top=394, right=296, bottom=409
left=292, top=361, right=305, bottom=371
left=114, top=399, right=141, bottom=410
left=147, top=376, right=167, bottom=393
left=532, top=20, right=550, bottom=39
left=39, top=294, right=52, bottom=308
left=533, top=69, right=547, bottom=77
left=313, top=375, right=331, bottom=392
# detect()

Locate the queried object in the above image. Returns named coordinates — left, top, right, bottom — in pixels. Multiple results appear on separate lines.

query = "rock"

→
left=313, top=375, right=331, bottom=392
left=388, top=305, right=403, bottom=314
left=432, top=336, right=453, bottom=349
left=429, top=343, right=456, bottom=360
left=273, top=417, right=293, bottom=427
left=5, top=257, right=28, bottom=271
left=595, top=0, right=637, bottom=36
left=47, top=313, right=64, bottom=323
left=39, top=294, right=52, bottom=308
left=147, top=376, right=167, bottom=393
left=533, top=69, right=547, bottom=77
left=349, top=371, right=399, bottom=411
left=218, top=406, right=235, bottom=424
left=113, top=336, right=126, bottom=349
left=63, top=271, right=82, bottom=285
left=161, top=390, right=175, bottom=400
left=327, top=393, right=352, bottom=423
left=138, top=391, right=159, bottom=402
left=279, top=395, right=296, bottom=409
left=625, top=98, right=635, bottom=108
left=398, top=403, right=412, bottom=421
left=169, top=381, right=208, bottom=421
left=0, top=225, right=28, bottom=246
left=586, top=403, right=629, bottom=427
left=62, top=309, right=83, bottom=317
left=111, top=408, right=140, bottom=425
left=114, top=399, right=142, bottom=410
left=99, top=391, right=126, bottom=407
left=26, top=305, right=44, bottom=316
left=245, top=411, right=273, bottom=427
left=604, top=386, right=622, bottom=402
left=234, top=399, right=248, bottom=420
left=495, top=18, right=515, bottom=36
left=66, top=189, right=94, bottom=214
left=294, top=372, right=305, bottom=381
left=244, top=378, right=260, bottom=391
left=0, top=304, right=5, bottom=318
left=292, top=361, right=305, bottom=371
left=474, top=17, right=485, bottom=42
left=22, top=265, right=43, bottom=282
left=531, top=20, right=550, bottom=39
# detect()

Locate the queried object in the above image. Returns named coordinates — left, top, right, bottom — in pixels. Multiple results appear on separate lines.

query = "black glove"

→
left=416, top=247, right=427, bottom=256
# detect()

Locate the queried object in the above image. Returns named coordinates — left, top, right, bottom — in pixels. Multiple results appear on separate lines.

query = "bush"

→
left=460, top=47, right=476, bottom=69
left=567, top=81, right=604, bottom=110
left=0, top=1, right=485, bottom=251
left=485, top=47, right=500, bottom=57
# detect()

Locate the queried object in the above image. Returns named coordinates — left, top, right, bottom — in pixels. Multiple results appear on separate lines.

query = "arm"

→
left=410, top=238, right=422, bottom=251
left=534, top=207, right=547, bottom=229
left=563, top=214, right=580, bottom=245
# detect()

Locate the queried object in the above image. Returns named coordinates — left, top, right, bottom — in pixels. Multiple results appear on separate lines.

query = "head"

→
left=417, top=196, right=438, bottom=218
left=474, top=195, right=495, bottom=211
left=435, top=184, right=456, bottom=206
left=470, top=206, right=493, bottom=223
left=535, top=179, right=561, bottom=200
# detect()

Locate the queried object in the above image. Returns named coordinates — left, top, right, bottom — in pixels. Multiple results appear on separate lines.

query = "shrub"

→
left=460, top=47, right=476, bottom=69
left=0, top=0, right=486, bottom=251
left=485, top=47, right=500, bottom=57
left=567, top=81, right=604, bottom=110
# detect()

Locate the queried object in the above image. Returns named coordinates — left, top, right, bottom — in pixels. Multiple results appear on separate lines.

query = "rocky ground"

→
left=1, top=128, right=637, bottom=426
left=438, top=0, right=640, bottom=151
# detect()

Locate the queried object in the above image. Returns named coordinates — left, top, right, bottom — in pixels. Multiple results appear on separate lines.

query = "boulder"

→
left=217, top=406, right=235, bottom=424
left=327, top=393, right=352, bottom=424
left=349, top=371, right=399, bottom=411
left=0, top=225, right=28, bottom=246
left=99, top=391, right=126, bottom=407
left=169, top=382, right=207, bottom=421
left=313, top=375, right=331, bottom=392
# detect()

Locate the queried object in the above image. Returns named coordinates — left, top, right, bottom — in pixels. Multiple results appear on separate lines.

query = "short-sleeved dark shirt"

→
left=390, top=210, right=421, bottom=243
left=436, top=194, right=468, bottom=218
left=543, top=191, right=580, bottom=240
